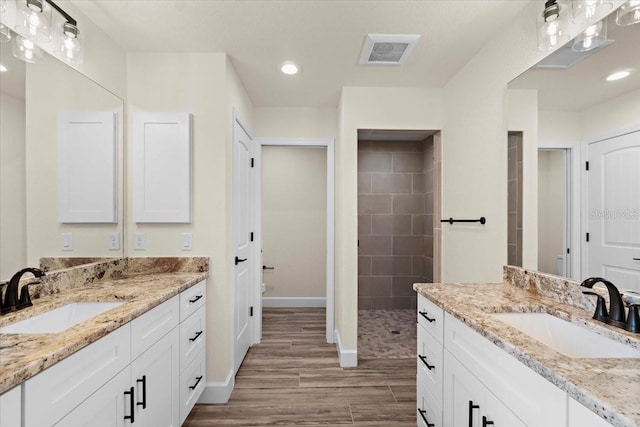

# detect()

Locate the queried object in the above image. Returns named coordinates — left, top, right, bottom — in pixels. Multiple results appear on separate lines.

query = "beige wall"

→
left=337, top=87, right=443, bottom=350
left=538, top=150, right=566, bottom=275
left=254, top=107, right=337, bottom=139
left=581, top=88, right=640, bottom=141
left=0, top=92, right=26, bottom=281
left=262, top=146, right=327, bottom=299
left=126, top=53, right=254, bottom=385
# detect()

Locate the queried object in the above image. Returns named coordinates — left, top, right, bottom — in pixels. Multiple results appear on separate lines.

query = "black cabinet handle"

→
left=188, top=294, right=203, bottom=303
left=235, top=256, right=247, bottom=265
left=419, top=311, right=436, bottom=323
left=124, top=386, right=135, bottom=423
left=189, top=375, right=203, bottom=390
left=136, top=376, right=147, bottom=409
left=189, top=331, right=203, bottom=342
left=418, top=409, right=434, bottom=427
left=418, top=354, right=435, bottom=370
left=262, top=265, right=275, bottom=270
left=468, top=400, right=479, bottom=427
left=633, top=258, right=640, bottom=261
left=483, top=416, right=494, bottom=427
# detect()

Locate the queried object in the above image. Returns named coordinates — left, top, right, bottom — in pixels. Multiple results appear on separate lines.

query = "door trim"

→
left=254, top=137, right=335, bottom=344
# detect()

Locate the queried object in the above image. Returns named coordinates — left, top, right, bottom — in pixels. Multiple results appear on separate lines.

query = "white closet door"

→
left=133, top=112, right=191, bottom=223
left=58, top=112, right=117, bottom=223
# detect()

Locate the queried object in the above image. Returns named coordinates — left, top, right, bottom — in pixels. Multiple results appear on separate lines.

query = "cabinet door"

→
left=131, top=327, right=179, bottom=427
left=54, top=368, right=129, bottom=427
left=0, top=385, right=21, bottom=427
left=443, top=350, right=485, bottom=427
left=483, top=391, right=526, bottom=427
left=568, top=398, right=612, bottom=427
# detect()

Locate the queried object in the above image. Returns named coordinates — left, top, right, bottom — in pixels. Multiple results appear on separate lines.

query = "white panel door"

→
left=58, top=112, right=117, bottom=223
left=233, top=118, right=253, bottom=372
left=588, top=131, right=640, bottom=292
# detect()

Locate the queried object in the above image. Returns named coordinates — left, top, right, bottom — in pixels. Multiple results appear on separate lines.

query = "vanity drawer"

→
left=180, top=280, right=206, bottom=321
left=417, top=294, right=444, bottom=344
left=179, top=349, right=206, bottom=425
left=417, top=322, right=443, bottom=407
left=180, top=305, right=206, bottom=373
left=131, top=295, right=179, bottom=360
left=417, top=374, right=442, bottom=427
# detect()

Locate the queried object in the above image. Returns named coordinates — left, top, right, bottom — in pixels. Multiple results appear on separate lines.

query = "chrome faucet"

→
left=581, top=277, right=626, bottom=326
left=0, top=267, right=46, bottom=314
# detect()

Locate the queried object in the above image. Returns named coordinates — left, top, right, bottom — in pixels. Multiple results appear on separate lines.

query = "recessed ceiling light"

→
left=603, top=69, right=634, bottom=82
left=281, top=62, right=300, bottom=75
left=0, top=64, right=7, bottom=72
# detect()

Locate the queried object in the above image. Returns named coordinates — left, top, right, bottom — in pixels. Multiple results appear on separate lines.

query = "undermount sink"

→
left=0, top=301, right=124, bottom=334
left=492, top=312, right=640, bottom=359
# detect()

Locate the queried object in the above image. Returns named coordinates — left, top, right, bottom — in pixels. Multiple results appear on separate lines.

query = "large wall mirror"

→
left=509, top=11, right=640, bottom=292
left=0, top=27, right=124, bottom=281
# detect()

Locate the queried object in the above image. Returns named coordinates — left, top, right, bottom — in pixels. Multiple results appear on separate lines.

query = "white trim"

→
left=582, top=124, right=640, bottom=145
left=262, top=297, right=327, bottom=308
left=255, top=138, right=335, bottom=345
left=197, top=370, right=235, bottom=404
left=334, top=329, right=357, bottom=367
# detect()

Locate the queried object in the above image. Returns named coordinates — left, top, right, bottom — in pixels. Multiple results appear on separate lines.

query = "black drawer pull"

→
left=189, top=375, right=203, bottom=390
left=189, top=294, right=203, bottom=303
left=136, top=375, right=146, bottom=409
left=418, top=409, right=435, bottom=427
left=189, top=331, right=203, bottom=342
left=419, top=311, right=436, bottom=322
left=483, top=416, right=494, bottom=427
left=235, top=256, right=247, bottom=265
left=418, top=354, right=435, bottom=370
left=124, top=386, right=135, bottom=423
left=468, top=400, right=479, bottom=427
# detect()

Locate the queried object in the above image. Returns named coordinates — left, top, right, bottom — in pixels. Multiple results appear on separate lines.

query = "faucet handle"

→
left=626, top=304, right=640, bottom=333
left=583, top=291, right=609, bottom=321
left=18, top=282, right=40, bottom=308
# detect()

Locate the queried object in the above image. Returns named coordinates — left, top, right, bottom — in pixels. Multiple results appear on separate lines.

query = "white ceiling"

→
left=71, top=0, right=531, bottom=107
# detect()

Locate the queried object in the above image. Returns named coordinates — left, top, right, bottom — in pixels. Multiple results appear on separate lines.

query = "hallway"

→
left=184, top=308, right=416, bottom=425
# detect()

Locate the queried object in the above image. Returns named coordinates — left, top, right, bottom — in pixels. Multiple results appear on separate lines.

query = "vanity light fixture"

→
left=570, top=0, right=612, bottom=24
left=0, top=23, right=11, bottom=43
left=537, top=0, right=570, bottom=51
left=281, top=62, right=300, bottom=75
left=616, top=0, right=640, bottom=26
left=603, top=69, right=634, bottom=81
left=572, top=18, right=607, bottom=51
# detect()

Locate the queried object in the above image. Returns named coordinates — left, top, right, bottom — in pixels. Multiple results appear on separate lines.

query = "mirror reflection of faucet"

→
left=581, top=277, right=639, bottom=333
left=0, top=267, right=46, bottom=315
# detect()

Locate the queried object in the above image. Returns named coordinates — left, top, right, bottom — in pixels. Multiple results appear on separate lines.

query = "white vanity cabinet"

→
left=0, top=385, right=22, bottom=427
left=568, top=398, right=613, bottom=427
left=20, top=280, right=206, bottom=427
left=416, top=296, right=444, bottom=427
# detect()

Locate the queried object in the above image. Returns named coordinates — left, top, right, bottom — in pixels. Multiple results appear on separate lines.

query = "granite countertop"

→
left=414, top=275, right=640, bottom=427
left=0, top=268, right=207, bottom=395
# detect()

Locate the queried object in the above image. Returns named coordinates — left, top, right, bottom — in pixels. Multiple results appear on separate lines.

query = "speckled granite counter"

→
left=0, top=257, right=208, bottom=395
left=414, top=267, right=640, bottom=427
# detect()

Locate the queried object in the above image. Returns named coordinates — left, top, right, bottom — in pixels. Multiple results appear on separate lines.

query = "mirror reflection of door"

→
left=538, top=148, right=571, bottom=277
left=587, top=131, right=640, bottom=292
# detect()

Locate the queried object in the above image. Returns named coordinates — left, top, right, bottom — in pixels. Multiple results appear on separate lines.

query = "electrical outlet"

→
left=181, top=233, right=193, bottom=251
left=61, top=233, right=73, bottom=251
left=134, top=232, right=146, bottom=250
left=108, top=232, right=120, bottom=250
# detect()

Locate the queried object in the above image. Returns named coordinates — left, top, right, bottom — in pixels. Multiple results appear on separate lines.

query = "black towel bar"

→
left=441, top=217, right=486, bottom=225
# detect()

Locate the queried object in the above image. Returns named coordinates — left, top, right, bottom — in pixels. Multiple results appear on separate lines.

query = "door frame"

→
left=252, top=138, right=335, bottom=344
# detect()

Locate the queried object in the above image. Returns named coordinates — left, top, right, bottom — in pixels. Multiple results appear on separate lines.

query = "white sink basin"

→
left=0, top=301, right=124, bottom=334
left=492, top=312, right=640, bottom=359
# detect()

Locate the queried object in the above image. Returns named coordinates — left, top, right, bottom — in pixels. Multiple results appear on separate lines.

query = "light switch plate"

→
left=108, top=232, right=120, bottom=250
left=134, top=232, right=146, bottom=250
left=181, top=233, right=193, bottom=251
left=61, top=233, right=73, bottom=251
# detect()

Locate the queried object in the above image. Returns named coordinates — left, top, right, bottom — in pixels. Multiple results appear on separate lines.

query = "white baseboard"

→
left=334, top=329, right=357, bottom=367
left=262, top=297, right=326, bottom=308
left=198, top=369, right=234, bottom=404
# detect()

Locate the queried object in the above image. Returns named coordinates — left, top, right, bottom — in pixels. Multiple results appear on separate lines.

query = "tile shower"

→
left=357, top=137, right=435, bottom=310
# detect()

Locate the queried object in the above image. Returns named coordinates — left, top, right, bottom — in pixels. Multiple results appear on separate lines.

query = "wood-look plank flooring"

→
left=184, top=308, right=416, bottom=426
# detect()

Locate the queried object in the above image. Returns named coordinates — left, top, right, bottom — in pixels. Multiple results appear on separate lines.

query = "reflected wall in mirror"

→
left=509, top=11, right=640, bottom=292
left=0, top=27, right=124, bottom=281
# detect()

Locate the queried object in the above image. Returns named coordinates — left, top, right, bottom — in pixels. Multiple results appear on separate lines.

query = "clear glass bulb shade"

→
left=15, top=0, right=52, bottom=43
left=0, top=23, right=12, bottom=43
left=537, top=2, right=571, bottom=51
left=12, top=34, right=43, bottom=63
left=57, top=34, right=83, bottom=65
left=572, top=18, right=607, bottom=51
left=616, top=0, right=640, bottom=26
left=571, top=0, right=612, bottom=24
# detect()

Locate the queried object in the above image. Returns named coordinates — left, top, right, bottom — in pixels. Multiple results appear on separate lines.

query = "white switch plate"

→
left=181, top=233, right=192, bottom=251
left=134, top=232, right=146, bottom=250
left=108, top=232, right=120, bottom=250
left=61, top=233, right=73, bottom=251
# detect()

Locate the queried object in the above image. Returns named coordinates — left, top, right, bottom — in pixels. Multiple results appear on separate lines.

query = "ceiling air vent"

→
left=359, top=34, right=421, bottom=65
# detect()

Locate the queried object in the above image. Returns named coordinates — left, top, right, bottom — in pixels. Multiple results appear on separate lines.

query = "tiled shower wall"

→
left=508, top=132, right=523, bottom=267
left=358, top=138, right=434, bottom=310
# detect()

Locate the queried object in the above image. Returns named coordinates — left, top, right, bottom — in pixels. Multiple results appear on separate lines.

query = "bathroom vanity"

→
left=414, top=266, right=640, bottom=427
left=0, top=258, right=208, bottom=426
